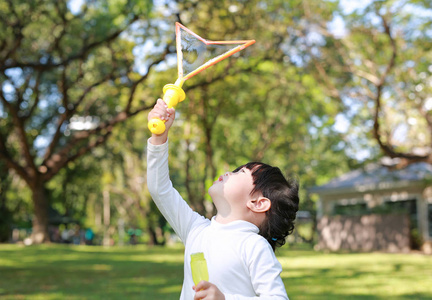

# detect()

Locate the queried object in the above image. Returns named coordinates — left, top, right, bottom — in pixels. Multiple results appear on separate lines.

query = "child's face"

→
left=208, top=167, right=256, bottom=215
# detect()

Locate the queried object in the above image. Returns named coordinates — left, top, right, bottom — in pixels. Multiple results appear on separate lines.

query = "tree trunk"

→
left=146, top=226, right=158, bottom=246
left=0, top=164, right=12, bottom=242
left=103, top=189, right=111, bottom=246
left=31, top=184, right=50, bottom=244
left=0, top=197, right=12, bottom=242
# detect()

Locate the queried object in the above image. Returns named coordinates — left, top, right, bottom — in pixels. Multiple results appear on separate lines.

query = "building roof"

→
left=310, top=162, right=432, bottom=195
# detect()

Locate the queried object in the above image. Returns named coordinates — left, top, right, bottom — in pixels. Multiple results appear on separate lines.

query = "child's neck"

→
left=215, top=211, right=252, bottom=224
left=214, top=212, right=262, bottom=227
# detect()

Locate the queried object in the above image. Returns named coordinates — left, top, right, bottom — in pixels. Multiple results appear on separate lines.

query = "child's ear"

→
left=247, top=197, right=271, bottom=213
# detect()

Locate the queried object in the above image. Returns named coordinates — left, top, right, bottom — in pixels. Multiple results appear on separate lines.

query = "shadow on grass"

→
left=1, top=245, right=432, bottom=300
left=280, top=251, right=432, bottom=300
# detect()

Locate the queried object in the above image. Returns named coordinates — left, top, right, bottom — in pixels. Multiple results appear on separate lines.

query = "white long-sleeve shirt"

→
left=147, top=139, right=289, bottom=300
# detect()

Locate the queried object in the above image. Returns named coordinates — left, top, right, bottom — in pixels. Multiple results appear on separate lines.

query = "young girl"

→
left=147, top=99, right=299, bottom=300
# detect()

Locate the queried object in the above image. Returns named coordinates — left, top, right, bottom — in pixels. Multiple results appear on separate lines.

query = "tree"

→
left=1, top=0, right=355, bottom=244
left=104, top=119, right=169, bottom=246
left=305, top=0, right=432, bottom=167
left=164, top=0, right=351, bottom=219
left=0, top=0, right=165, bottom=243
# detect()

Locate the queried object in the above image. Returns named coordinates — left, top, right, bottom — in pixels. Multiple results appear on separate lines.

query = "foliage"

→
left=159, top=0, right=352, bottom=216
left=307, top=0, right=432, bottom=167
left=3, top=0, right=430, bottom=245
left=0, top=0, right=162, bottom=242
left=99, top=116, right=170, bottom=245
left=46, top=150, right=103, bottom=223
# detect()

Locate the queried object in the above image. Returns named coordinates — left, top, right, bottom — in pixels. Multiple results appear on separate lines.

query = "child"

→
left=147, top=99, right=299, bottom=300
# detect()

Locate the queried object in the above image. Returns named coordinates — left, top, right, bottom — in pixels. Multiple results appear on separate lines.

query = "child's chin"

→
left=208, top=185, right=215, bottom=194
left=208, top=185, right=219, bottom=198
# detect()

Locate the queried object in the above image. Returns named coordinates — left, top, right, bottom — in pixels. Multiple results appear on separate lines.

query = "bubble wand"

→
left=148, top=22, right=256, bottom=134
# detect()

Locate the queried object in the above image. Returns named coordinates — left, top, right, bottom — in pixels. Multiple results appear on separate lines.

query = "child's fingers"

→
left=153, top=99, right=167, bottom=116
left=194, top=280, right=210, bottom=291
left=156, top=98, right=167, bottom=108
left=194, top=280, right=211, bottom=299
left=193, top=281, right=224, bottom=300
left=158, top=107, right=175, bottom=121
left=148, top=109, right=165, bottom=121
left=154, top=109, right=168, bottom=120
left=164, top=108, right=176, bottom=129
left=148, top=99, right=169, bottom=120
left=193, top=290, right=206, bottom=300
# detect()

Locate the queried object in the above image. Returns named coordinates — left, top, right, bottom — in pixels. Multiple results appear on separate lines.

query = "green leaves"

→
left=7, top=0, right=430, bottom=242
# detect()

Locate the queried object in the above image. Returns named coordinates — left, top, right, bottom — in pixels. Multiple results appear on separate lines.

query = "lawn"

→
left=0, top=244, right=431, bottom=300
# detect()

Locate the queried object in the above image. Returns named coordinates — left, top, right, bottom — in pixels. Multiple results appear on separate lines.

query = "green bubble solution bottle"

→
left=190, top=252, right=209, bottom=285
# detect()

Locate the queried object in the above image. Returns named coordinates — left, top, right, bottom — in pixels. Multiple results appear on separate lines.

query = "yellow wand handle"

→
left=148, top=79, right=186, bottom=135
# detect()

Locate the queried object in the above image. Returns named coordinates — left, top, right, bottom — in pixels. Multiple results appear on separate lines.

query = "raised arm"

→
left=146, top=99, right=208, bottom=243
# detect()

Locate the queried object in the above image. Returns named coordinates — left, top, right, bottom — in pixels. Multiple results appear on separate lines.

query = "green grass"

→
left=0, top=244, right=431, bottom=299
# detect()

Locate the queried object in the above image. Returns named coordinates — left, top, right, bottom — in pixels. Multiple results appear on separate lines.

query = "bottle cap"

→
left=191, top=252, right=205, bottom=260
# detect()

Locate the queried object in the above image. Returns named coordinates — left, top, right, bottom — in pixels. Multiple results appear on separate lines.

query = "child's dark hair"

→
left=233, top=162, right=299, bottom=251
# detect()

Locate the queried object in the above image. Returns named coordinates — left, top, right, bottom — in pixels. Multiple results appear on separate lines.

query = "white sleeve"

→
left=146, top=139, right=207, bottom=243
left=225, top=239, right=289, bottom=300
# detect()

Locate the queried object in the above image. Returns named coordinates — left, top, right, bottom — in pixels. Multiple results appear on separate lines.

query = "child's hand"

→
left=148, top=98, right=175, bottom=145
left=193, top=281, right=225, bottom=300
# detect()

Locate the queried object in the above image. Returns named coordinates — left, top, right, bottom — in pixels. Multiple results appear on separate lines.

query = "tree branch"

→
left=0, top=131, right=30, bottom=184
left=0, top=15, right=139, bottom=72
left=24, top=71, right=42, bottom=121
left=372, top=15, right=430, bottom=166
left=0, top=77, right=37, bottom=176
left=41, top=101, right=153, bottom=182
left=0, top=0, right=24, bottom=65
left=125, top=47, right=171, bottom=113
left=43, top=130, right=113, bottom=182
